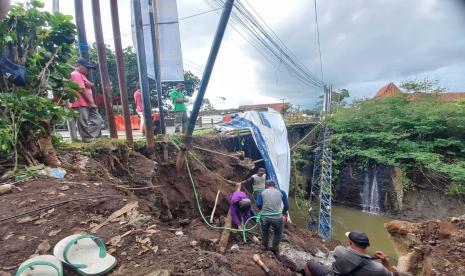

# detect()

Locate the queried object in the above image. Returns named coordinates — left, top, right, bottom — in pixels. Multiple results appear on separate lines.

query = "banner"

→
left=132, top=0, right=184, bottom=82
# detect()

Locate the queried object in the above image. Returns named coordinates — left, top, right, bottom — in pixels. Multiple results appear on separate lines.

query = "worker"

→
left=240, top=168, right=266, bottom=199
left=304, top=231, right=397, bottom=276
left=169, top=83, right=189, bottom=133
left=69, top=58, right=102, bottom=142
left=229, top=184, right=254, bottom=229
left=256, top=180, right=289, bottom=253
left=133, top=86, right=144, bottom=133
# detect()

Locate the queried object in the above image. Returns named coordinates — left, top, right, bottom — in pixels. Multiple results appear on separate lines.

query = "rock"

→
left=438, top=222, right=459, bottom=239
left=315, top=248, right=326, bottom=259
left=230, top=244, right=240, bottom=253
left=58, top=185, right=70, bottom=191
left=190, top=240, right=198, bottom=247
left=0, top=184, right=13, bottom=195
left=252, top=236, right=260, bottom=244
left=144, top=269, right=171, bottom=276
left=277, top=243, right=332, bottom=272
left=16, top=216, right=39, bottom=224
left=175, top=230, right=184, bottom=236
left=35, top=240, right=51, bottom=254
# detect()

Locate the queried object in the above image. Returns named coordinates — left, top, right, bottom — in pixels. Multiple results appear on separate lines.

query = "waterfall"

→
left=362, top=169, right=381, bottom=214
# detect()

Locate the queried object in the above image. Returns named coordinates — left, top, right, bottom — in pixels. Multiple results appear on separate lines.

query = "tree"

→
left=163, top=70, right=200, bottom=97
left=400, top=77, right=447, bottom=93
left=315, top=88, right=350, bottom=111
left=0, top=0, right=79, bottom=169
left=201, top=98, right=215, bottom=111
left=328, top=95, right=465, bottom=194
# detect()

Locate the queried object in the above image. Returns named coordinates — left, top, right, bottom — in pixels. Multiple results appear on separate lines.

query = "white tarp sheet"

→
left=216, top=109, right=291, bottom=195
left=131, top=0, right=184, bottom=81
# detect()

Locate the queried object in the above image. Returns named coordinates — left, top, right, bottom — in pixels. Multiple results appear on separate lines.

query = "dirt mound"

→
left=0, top=138, right=334, bottom=275
left=386, top=215, right=465, bottom=275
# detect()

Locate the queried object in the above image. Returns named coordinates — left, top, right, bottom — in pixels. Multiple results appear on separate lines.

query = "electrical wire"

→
left=205, top=0, right=324, bottom=89
left=313, top=0, right=324, bottom=83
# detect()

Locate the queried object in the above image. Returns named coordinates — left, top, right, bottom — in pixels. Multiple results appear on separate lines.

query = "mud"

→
left=0, top=139, right=335, bottom=275
left=386, top=215, right=465, bottom=276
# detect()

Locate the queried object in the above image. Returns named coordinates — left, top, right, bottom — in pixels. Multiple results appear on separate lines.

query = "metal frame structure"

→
left=309, top=85, right=333, bottom=239
left=317, top=125, right=332, bottom=239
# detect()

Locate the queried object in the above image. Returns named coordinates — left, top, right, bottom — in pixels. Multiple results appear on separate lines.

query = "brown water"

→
left=289, top=200, right=398, bottom=261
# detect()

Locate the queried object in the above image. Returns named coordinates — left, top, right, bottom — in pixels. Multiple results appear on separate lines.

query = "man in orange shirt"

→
left=133, top=86, right=144, bottom=133
left=69, top=59, right=102, bottom=142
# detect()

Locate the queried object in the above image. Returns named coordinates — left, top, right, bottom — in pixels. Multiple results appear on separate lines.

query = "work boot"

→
left=271, top=241, right=280, bottom=254
left=261, top=238, right=269, bottom=251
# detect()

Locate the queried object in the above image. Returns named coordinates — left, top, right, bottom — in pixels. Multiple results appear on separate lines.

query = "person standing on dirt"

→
left=69, top=58, right=103, bottom=142
left=256, top=180, right=289, bottom=254
left=304, top=231, right=397, bottom=276
left=229, top=184, right=254, bottom=229
left=170, top=83, right=189, bottom=133
left=133, top=86, right=145, bottom=134
left=240, top=168, right=266, bottom=199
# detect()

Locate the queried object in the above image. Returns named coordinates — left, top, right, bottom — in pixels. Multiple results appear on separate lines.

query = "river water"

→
left=289, top=201, right=398, bottom=261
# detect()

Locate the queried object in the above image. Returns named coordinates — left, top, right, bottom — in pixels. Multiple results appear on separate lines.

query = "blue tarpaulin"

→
left=217, top=110, right=291, bottom=195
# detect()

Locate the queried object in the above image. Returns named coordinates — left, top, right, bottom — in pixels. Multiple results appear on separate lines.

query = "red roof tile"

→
left=373, top=82, right=402, bottom=99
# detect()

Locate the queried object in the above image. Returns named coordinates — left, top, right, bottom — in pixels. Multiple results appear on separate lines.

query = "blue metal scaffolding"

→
left=310, top=85, right=333, bottom=239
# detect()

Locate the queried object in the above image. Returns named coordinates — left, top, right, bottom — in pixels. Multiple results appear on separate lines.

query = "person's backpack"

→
left=0, top=47, right=27, bottom=86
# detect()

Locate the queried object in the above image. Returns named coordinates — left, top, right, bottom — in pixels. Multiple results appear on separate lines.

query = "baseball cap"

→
left=75, top=58, right=96, bottom=69
left=345, top=231, right=370, bottom=247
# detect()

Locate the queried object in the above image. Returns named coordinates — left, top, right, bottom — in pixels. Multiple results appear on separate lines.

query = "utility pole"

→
left=176, top=0, right=235, bottom=171
left=133, top=0, right=155, bottom=151
left=110, top=0, right=133, bottom=145
left=74, top=0, right=90, bottom=62
left=91, top=0, right=118, bottom=138
left=149, top=0, right=169, bottom=161
left=148, top=0, right=166, bottom=135
left=52, top=0, right=59, bottom=12
left=69, top=0, right=89, bottom=142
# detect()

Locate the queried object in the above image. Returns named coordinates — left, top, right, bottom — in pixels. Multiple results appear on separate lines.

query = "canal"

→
left=289, top=200, right=398, bottom=262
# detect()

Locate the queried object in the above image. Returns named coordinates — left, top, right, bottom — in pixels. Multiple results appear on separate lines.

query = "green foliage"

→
left=87, top=43, right=200, bottom=111
left=316, top=88, right=350, bottom=111
left=399, top=77, right=447, bottom=93
left=328, top=95, right=465, bottom=194
left=0, top=1, right=79, bottom=169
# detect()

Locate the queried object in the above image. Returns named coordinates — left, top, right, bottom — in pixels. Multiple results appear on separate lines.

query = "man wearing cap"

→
left=69, top=59, right=102, bottom=142
left=256, top=180, right=289, bottom=253
left=169, top=83, right=189, bottom=133
left=304, top=231, right=397, bottom=276
left=240, top=168, right=266, bottom=200
left=229, top=184, right=254, bottom=229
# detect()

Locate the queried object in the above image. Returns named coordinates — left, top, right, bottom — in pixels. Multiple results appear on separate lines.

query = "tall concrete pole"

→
left=148, top=0, right=166, bottom=135
left=133, top=0, right=155, bottom=151
left=110, top=0, right=133, bottom=145
left=69, top=0, right=90, bottom=142
left=91, top=0, right=118, bottom=138
left=74, top=0, right=90, bottom=61
left=176, top=0, right=235, bottom=171
left=52, top=0, right=59, bottom=12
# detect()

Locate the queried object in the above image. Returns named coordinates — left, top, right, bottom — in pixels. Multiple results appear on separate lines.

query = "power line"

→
left=313, top=0, right=324, bottom=83
left=205, top=0, right=324, bottom=89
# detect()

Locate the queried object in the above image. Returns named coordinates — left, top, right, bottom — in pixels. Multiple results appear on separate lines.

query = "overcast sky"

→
left=12, top=0, right=465, bottom=108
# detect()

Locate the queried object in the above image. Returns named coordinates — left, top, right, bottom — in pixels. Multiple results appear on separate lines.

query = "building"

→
left=239, top=102, right=290, bottom=113
left=373, top=83, right=465, bottom=102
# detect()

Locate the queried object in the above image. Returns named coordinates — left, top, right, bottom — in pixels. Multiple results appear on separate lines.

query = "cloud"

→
left=247, top=0, right=465, bottom=105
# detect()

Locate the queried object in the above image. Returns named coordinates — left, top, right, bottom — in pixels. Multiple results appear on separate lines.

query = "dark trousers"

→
left=71, top=107, right=102, bottom=142
left=174, top=111, right=188, bottom=133
left=261, top=217, right=283, bottom=252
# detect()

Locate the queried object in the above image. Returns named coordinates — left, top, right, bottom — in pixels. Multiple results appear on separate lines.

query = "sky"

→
left=11, top=0, right=465, bottom=109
